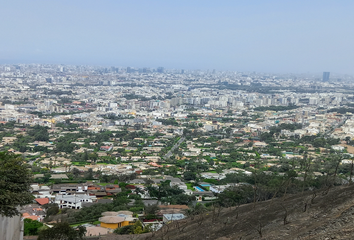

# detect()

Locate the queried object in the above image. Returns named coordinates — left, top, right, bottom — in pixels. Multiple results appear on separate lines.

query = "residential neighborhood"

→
left=1, top=64, right=354, bottom=239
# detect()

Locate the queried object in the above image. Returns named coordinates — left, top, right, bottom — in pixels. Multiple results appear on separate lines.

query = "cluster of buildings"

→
left=2, top=64, right=354, bottom=238
left=0, top=65, right=353, bottom=147
left=0, top=64, right=353, bottom=125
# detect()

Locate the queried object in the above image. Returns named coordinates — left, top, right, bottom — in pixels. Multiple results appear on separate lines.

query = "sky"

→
left=1, top=0, right=354, bottom=74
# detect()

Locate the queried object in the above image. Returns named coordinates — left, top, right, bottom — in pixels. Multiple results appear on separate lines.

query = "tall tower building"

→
left=323, top=72, right=330, bottom=81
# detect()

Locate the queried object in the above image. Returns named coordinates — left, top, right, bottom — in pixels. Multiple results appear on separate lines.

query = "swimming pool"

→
left=195, top=186, right=205, bottom=192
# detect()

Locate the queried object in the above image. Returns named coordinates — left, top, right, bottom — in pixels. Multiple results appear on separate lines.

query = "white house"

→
left=332, top=145, right=345, bottom=151
left=55, top=194, right=96, bottom=209
left=163, top=214, right=185, bottom=223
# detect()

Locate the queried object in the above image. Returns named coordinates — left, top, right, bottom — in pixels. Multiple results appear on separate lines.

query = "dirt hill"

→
left=102, top=184, right=354, bottom=240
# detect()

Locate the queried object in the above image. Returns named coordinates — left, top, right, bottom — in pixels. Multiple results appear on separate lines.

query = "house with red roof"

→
left=100, top=145, right=113, bottom=151
left=35, top=198, right=50, bottom=205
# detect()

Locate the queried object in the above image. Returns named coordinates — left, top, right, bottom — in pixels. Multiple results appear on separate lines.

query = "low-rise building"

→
left=55, top=194, right=95, bottom=209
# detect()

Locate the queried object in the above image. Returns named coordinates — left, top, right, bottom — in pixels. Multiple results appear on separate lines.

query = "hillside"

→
left=101, top=184, right=354, bottom=240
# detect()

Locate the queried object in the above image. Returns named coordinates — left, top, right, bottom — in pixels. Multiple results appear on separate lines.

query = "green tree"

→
left=84, top=168, right=94, bottom=180
left=24, top=218, right=43, bottom=236
left=186, top=203, right=207, bottom=219
left=217, top=185, right=254, bottom=207
left=0, top=152, right=33, bottom=217
left=144, top=204, right=159, bottom=215
left=28, top=125, right=50, bottom=141
left=72, top=167, right=81, bottom=178
left=43, top=173, right=52, bottom=183
left=183, top=171, right=197, bottom=181
left=37, top=222, right=86, bottom=240
left=114, top=225, right=134, bottom=235
left=113, top=221, right=151, bottom=235
left=133, top=221, right=144, bottom=234
left=43, top=203, right=59, bottom=217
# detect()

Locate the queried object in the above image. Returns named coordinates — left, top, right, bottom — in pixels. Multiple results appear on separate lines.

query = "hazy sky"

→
left=1, top=0, right=353, bottom=74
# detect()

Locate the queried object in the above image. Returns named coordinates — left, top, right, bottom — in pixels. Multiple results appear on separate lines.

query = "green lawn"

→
left=186, top=183, right=195, bottom=191
left=72, top=162, right=85, bottom=166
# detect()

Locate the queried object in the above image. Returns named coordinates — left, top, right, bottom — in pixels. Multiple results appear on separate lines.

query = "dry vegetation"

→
left=101, top=184, right=354, bottom=240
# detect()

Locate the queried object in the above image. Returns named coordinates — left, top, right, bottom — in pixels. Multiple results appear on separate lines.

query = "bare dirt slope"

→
left=102, top=184, right=354, bottom=240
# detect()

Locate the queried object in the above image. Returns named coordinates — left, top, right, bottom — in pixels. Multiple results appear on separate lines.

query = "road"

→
left=164, top=136, right=185, bottom=159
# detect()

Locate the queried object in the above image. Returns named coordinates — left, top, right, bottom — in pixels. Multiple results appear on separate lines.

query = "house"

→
left=51, top=184, right=88, bottom=195
left=158, top=205, right=189, bottom=215
left=100, top=145, right=113, bottom=151
left=34, top=198, right=50, bottom=206
left=170, top=182, right=187, bottom=191
left=21, top=206, right=46, bottom=222
left=22, top=213, right=42, bottom=222
left=99, top=211, right=137, bottom=229
left=253, top=141, right=268, bottom=148
left=104, top=185, right=121, bottom=195
left=129, top=179, right=146, bottom=184
left=31, top=184, right=52, bottom=199
left=2, top=137, right=17, bottom=144
left=55, top=194, right=95, bottom=209
left=99, top=216, right=132, bottom=229
left=163, top=214, right=185, bottom=223
left=85, top=226, right=109, bottom=237
left=332, top=145, right=345, bottom=151
left=209, top=185, right=231, bottom=193
left=200, top=172, right=225, bottom=180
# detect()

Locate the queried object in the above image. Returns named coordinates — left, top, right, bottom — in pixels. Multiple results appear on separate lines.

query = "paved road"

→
left=164, top=137, right=185, bottom=159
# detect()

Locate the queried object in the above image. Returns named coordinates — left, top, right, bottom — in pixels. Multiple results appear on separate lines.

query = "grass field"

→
left=186, top=183, right=195, bottom=191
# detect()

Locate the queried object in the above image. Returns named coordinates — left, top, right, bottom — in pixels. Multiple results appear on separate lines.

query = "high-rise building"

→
left=323, top=72, right=330, bottom=81
left=157, top=67, right=164, bottom=73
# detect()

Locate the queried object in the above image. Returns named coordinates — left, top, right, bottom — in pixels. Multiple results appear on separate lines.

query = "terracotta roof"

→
left=25, top=215, right=40, bottom=221
left=23, top=213, right=40, bottom=221
left=35, top=198, right=49, bottom=205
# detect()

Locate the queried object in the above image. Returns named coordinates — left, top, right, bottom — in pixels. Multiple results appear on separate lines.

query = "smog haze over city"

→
left=3, top=1, right=354, bottom=240
left=1, top=0, right=354, bottom=74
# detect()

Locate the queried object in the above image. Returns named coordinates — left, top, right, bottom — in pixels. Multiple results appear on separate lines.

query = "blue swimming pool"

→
left=195, top=186, right=205, bottom=192
left=200, top=184, right=211, bottom=187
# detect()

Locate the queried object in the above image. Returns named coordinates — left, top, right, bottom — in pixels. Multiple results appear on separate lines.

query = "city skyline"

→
left=0, top=63, right=342, bottom=79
